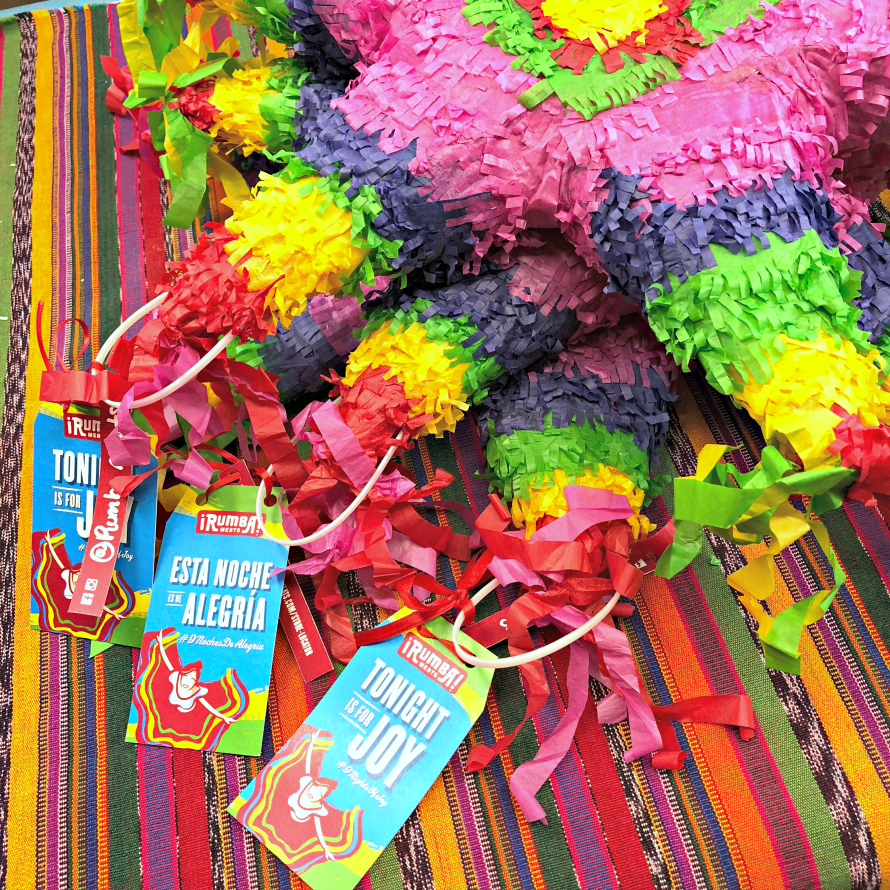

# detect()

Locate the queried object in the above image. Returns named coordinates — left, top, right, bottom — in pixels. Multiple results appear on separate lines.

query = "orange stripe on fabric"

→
left=70, top=645, right=81, bottom=886
left=83, top=7, right=100, bottom=353
left=69, top=8, right=83, bottom=357
left=466, top=725, right=518, bottom=888
left=763, top=545, right=890, bottom=878
left=678, top=374, right=890, bottom=878
left=636, top=575, right=783, bottom=889
left=94, top=652, right=110, bottom=890
left=478, top=704, right=547, bottom=889
left=822, top=549, right=890, bottom=719
left=8, top=12, right=54, bottom=890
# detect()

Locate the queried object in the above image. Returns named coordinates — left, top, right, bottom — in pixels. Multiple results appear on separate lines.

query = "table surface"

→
left=2, top=6, right=890, bottom=890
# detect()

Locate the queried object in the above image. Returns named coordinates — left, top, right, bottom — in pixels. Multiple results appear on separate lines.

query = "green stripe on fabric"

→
left=91, top=5, right=122, bottom=347
left=0, top=19, right=21, bottom=418
left=103, top=647, right=142, bottom=889
left=821, top=506, right=890, bottom=658
left=657, top=443, right=853, bottom=890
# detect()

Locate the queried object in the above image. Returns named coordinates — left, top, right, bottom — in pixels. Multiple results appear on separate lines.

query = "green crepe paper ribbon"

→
left=656, top=443, right=856, bottom=673
left=484, top=415, right=662, bottom=503
left=269, top=151, right=404, bottom=300
left=359, top=299, right=505, bottom=404
left=125, top=55, right=244, bottom=229
left=461, top=0, right=780, bottom=119
left=118, top=0, right=188, bottom=79
left=646, top=230, right=869, bottom=396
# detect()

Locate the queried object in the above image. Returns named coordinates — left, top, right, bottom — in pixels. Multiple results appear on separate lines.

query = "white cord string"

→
left=255, top=429, right=405, bottom=547
left=92, top=291, right=236, bottom=410
left=452, top=581, right=621, bottom=669
left=94, top=293, right=167, bottom=366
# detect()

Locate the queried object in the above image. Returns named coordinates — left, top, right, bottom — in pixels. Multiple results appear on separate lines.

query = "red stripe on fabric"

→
left=549, top=643, right=656, bottom=890
left=172, top=749, right=215, bottom=890
left=137, top=743, right=181, bottom=890
left=138, top=158, right=167, bottom=294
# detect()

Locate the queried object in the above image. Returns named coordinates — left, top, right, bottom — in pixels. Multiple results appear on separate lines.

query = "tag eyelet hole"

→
left=264, top=495, right=276, bottom=507
left=195, top=493, right=208, bottom=506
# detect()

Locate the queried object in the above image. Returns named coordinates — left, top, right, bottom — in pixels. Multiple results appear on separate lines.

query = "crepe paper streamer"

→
left=656, top=443, right=856, bottom=673
left=734, top=330, right=890, bottom=472
left=646, top=231, right=870, bottom=396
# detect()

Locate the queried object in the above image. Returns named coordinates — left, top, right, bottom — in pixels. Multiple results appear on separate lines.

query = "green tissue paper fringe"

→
left=646, top=230, right=871, bottom=395
left=258, top=58, right=309, bottom=155
left=485, top=414, right=661, bottom=502
left=359, top=299, right=506, bottom=404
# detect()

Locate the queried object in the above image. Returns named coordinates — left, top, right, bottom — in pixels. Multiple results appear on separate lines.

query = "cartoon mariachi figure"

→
left=30, top=529, right=136, bottom=640
left=131, top=628, right=249, bottom=750
left=233, top=726, right=363, bottom=873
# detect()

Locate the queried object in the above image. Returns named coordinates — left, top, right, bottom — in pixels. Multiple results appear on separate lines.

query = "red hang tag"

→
left=280, top=574, right=333, bottom=682
left=70, top=406, right=133, bottom=616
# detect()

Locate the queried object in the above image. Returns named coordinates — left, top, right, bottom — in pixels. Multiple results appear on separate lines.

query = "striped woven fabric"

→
left=2, top=5, right=890, bottom=889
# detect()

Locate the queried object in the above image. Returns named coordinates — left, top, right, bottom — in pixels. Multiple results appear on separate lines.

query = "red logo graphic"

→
left=64, top=408, right=103, bottom=441
left=397, top=634, right=468, bottom=694
left=196, top=511, right=264, bottom=537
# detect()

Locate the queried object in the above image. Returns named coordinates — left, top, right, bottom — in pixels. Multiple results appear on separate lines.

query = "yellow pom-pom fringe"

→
left=209, top=65, right=278, bottom=156
left=539, top=0, right=665, bottom=51
left=224, top=175, right=369, bottom=326
left=735, top=330, right=890, bottom=471
left=343, top=323, right=471, bottom=437
left=512, top=465, right=653, bottom=538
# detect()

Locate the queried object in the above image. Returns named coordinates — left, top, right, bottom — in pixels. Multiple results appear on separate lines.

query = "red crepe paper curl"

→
left=159, top=226, right=276, bottom=345
left=828, top=406, right=890, bottom=505
left=173, top=82, right=219, bottom=132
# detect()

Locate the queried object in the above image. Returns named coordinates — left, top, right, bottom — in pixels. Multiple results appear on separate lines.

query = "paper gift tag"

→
left=229, top=615, right=493, bottom=889
left=126, top=484, right=288, bottom=755
left=29, top=402, right=157, bottom=644
left=280, top=574, right=333, bottom=683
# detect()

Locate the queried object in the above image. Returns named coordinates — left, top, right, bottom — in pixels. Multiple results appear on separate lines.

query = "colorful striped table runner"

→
left=1, top=6, right=890, bottom=889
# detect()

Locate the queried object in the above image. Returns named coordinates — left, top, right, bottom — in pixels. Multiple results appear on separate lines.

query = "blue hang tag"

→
left=229, top=615, right=494, bottom=889
left=126, top=484, right=288, bottom=756
left=29, top=402, right=157, bottom=645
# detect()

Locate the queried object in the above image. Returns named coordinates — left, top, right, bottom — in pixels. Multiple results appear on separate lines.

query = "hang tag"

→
left=29, top=402, right=156, bottom=644
left=126, top=485, right=288, bottom=755
left=280, top=574, right=333, bottom=682
left=70, top=404, right=132, bottom=616
left=230, top=615, right=493, bottom=889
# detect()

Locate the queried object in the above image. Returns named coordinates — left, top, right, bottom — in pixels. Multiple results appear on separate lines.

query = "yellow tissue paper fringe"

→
left=539, top=0, right=665, bottom=50
left=209, top=65, right=278, bottom=156
left=512, top=465, right=653, bottom=538
left=734, top=329, right=890, bottom=471
left=343, top=322, right=471, bottom=437
left=224, top=174, right=368, bottom=326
